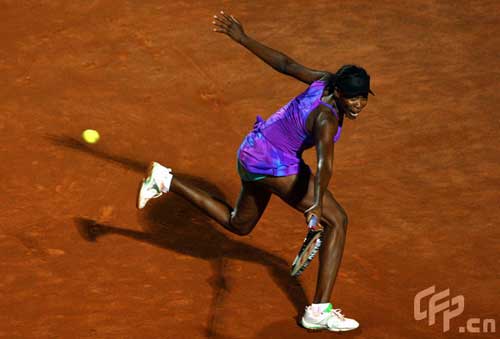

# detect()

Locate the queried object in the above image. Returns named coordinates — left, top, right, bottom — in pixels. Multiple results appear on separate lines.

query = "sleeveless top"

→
left=237, top=79, right=341, bottom=176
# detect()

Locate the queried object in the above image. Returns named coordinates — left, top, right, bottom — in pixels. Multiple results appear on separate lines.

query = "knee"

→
left=234, top=225, right=252, bottom=236
left=334, top=203, right=348, bottom=230
left=323, top=210, right=348, bottom=235
left=229, top=212, right=255, bottom=236
left=341, top=211, right=348, bottom=229
left=338, top=210, right=348, bottom=234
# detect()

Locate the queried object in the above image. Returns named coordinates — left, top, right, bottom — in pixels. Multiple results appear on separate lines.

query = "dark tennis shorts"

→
left=237, top=160, right=268, bottom=182
left=237, top=159, right=312, bottom=182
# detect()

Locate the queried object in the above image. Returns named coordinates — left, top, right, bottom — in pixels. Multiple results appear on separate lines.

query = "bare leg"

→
left=170, top=176, right=272, bottom=236
left=152, top=162, right=345, bottom=302
left=311, top=190, right=347, bottom=303
left=259, top=166, right=348, bottom=303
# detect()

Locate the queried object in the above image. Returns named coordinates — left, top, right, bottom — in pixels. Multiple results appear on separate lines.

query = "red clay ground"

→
left=1, top=1, right=499, bottom=338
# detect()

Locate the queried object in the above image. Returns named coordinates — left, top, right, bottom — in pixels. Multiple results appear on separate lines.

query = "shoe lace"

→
left=331, top=308, right=345, bottom=321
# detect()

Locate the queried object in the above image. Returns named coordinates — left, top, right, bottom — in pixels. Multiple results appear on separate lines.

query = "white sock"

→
left=311, top=302, right=331, bottom=314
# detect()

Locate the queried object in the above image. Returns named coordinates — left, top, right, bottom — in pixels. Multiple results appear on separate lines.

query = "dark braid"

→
left=325, top=64, right=370, bottom=94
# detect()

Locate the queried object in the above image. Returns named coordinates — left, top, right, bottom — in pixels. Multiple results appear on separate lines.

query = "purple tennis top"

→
left=237, top=79, right=341, bottom=176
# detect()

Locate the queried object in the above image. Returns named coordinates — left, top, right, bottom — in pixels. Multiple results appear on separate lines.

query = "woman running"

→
left=137, top=11, right=373, bottom=332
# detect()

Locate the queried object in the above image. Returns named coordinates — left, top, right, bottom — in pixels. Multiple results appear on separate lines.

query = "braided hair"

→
left=325, top=64, right=372, bottom=98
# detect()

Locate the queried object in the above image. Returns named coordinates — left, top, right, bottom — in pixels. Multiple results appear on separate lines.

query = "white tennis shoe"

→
left=301, top=304, right=359, bottom=332
left=137, top=162, right=173, bottom=209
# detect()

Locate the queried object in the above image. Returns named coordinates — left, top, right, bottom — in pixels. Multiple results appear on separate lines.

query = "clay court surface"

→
left=1, top=1, right=499, bottom=338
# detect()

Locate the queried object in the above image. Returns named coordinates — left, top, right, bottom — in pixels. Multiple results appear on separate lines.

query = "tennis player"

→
left=137, top=11, right=373, bottom=332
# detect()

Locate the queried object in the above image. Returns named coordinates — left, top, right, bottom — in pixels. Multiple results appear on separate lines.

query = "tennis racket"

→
left=290, top=215, right=323, bottom=277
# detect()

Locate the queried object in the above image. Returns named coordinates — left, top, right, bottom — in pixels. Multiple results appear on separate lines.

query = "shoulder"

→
left=306, top=103, right=332, bottom=134
left=306, top=73, right=336, bottom=96
left=316, top=72, right=335, bottom=84
left=304, top=72, right=335, bottom=97
left=315, top=105, right=338, bottom=126
left=304, top=72, right=335, bottom=88
left=309, top=104, right=338, bottom=135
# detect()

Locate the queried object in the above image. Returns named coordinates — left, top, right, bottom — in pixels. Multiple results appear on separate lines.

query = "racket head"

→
left=290, top=228, right=323, bottom=277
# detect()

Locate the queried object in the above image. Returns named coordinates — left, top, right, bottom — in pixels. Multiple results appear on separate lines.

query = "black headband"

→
left=337, top=75, right=375, bottom=97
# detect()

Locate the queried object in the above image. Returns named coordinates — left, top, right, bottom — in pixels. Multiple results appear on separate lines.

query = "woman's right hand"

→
left=212, top=10, right=246, bottom=43
left=304, top=203, right=323, bottom=230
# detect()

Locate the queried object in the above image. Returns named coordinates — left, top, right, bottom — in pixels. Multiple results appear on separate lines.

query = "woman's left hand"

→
left=212, top=11, right=246, bottom=43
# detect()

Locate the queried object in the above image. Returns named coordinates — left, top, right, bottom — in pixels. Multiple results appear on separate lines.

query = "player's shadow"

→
left=47, top=135, right=309, bottom=333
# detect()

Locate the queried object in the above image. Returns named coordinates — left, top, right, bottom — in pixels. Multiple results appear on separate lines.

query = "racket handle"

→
left=308, top=215, right=318, bottom=228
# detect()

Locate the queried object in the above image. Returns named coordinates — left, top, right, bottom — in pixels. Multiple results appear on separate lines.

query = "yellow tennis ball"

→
left=82, top=129, right=100, bottom=144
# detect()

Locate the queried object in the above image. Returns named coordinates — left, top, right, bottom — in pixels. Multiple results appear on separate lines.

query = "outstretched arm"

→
left=213, top=11, right=328, bottom=84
